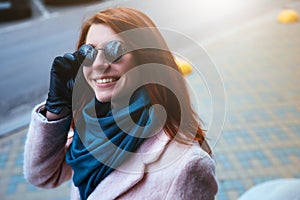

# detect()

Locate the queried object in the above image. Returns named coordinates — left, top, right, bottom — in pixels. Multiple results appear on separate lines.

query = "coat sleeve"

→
left=23, top=103, right=73, bottom=188
left=165, top=154, right=218, bottom=200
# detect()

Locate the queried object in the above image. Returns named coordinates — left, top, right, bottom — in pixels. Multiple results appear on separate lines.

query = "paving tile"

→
left=207, top=5, right=300, bottom=199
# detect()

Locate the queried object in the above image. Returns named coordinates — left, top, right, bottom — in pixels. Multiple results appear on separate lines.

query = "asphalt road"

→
left=0, top=0, right=293, bottom=134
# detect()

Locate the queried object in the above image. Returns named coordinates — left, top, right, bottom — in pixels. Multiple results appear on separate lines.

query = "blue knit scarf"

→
left=65, top=88, right=157, bottom=200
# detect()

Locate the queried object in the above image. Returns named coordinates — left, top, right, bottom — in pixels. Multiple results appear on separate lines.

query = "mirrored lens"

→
left=81, top=41, right=125, bottom=66
left=79, top=44, right=97, bottom=66
left=103, top=41, right=125, bottom=63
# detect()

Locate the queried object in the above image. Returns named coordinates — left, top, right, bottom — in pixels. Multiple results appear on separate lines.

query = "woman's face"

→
left=83, top=23, right=137, bottom=102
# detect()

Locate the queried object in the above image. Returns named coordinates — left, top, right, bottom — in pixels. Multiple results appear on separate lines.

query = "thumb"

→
left=67, top=79, right=75, bottom=92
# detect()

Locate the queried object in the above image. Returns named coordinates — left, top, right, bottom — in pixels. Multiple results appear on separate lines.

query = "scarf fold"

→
left=65, top=88, right=159, bottom=200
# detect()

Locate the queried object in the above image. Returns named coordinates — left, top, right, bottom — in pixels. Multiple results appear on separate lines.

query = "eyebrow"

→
left=87, top=43, right=96, bottom=48
left=87, top=40, right=125, bottom=50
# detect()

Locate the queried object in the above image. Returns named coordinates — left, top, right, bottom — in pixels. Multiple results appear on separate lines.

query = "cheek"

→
left=83, top=67, right=92, bottom=84
left=119, top=53, right=137, bottom=73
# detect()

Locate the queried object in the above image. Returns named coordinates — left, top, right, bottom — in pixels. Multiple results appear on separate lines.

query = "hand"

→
left=45, top=45, right=93, bottom=115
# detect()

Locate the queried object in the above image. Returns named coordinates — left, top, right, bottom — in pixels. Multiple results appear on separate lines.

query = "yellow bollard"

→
left=278, top=9, right=299, bottom=24
left=175, top=56, right=193, bottom=76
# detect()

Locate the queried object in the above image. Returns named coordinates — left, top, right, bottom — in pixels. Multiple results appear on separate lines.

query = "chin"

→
left=95, top=95, right=111, bottom=103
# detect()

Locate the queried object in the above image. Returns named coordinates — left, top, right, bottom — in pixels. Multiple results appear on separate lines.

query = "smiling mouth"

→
left=95, top=77, right=119, bottom=84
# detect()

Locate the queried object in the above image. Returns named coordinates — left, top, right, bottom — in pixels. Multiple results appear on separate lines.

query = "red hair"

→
left=73, top=7, right=205, bottom=144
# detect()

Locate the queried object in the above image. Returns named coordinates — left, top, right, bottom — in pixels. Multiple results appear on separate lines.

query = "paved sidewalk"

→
left=205, top=5, right=300, bottom=200
left=1, top=5, right=300, bottom=200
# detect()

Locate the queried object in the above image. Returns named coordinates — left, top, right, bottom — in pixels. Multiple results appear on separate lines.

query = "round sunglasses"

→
left=80, top=40, right=126, bottom=66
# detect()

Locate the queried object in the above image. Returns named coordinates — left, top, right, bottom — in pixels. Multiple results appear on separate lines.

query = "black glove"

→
left=45, top=45, right=94, bottom=115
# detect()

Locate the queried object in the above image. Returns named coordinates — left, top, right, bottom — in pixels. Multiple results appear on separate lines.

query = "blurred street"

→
left=1, top=0, right=300, bottom=199
left=0, top=0, right=294, bottom=134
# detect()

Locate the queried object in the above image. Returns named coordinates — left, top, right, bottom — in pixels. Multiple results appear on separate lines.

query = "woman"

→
left=24, top=7, right=218, bottom=200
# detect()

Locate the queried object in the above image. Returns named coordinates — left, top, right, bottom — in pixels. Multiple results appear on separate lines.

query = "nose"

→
left=91, top=50, right=110, bottom=70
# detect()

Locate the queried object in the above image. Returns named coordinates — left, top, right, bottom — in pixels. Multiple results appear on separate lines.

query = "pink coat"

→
left=24, top=104, right=218, bottom=200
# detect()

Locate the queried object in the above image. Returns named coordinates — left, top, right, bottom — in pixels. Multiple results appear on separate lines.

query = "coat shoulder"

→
left=163, top=142, right=218, bottom=200
left=169, top=140, right=215, bottom=169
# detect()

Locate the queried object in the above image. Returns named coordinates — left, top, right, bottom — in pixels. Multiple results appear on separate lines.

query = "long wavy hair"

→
left=72, top=7, right=205, bottom=144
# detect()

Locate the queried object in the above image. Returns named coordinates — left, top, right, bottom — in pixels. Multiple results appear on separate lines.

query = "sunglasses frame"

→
left=92, top=40, right=126, bottom=64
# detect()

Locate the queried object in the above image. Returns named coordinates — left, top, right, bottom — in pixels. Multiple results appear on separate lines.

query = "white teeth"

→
left=96, top=78, right=116, bottom=84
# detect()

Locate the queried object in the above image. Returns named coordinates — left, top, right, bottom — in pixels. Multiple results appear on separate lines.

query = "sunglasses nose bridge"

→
left=92, top=48, right=110, bottom=67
